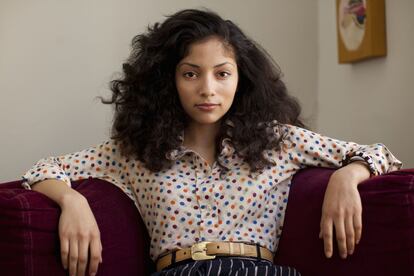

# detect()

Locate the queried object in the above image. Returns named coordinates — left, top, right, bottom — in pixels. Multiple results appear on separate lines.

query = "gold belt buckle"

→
left=191, top=242, right=216, bottom=260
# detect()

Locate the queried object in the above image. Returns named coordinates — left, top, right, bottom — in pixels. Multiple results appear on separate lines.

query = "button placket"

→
left=192, top=154, right=206, bottom=240
left=201, top=160, right=220, bottom=238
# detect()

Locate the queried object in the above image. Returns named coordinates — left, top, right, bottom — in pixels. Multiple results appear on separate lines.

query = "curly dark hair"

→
left=99, top=8, right=306, bottom=174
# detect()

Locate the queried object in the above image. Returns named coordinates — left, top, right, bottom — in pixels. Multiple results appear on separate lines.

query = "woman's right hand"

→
left=59, top=194, right=103, bottom=276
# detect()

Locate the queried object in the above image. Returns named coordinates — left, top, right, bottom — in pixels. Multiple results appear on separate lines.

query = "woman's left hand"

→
left=319, top=161, right=370, bottom=259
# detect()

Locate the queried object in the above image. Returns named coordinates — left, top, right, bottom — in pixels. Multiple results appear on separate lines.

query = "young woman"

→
left=21, top=8, right=402, bottom=276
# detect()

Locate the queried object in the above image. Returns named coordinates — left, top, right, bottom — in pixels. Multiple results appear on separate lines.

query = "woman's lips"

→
left=195, top=104, right=219, bottom=111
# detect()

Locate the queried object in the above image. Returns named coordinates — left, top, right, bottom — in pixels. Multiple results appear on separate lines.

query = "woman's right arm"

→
left=23, top=140, right=133, bottom=276
left=32, top=179, right=102, bottom=276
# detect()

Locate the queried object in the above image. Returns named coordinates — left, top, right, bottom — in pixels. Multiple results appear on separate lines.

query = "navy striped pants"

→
left=151, top=257, right=301, bottom=276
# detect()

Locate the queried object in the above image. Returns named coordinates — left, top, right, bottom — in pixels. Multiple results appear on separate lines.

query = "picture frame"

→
left=336, top=0, right=387, bottom=63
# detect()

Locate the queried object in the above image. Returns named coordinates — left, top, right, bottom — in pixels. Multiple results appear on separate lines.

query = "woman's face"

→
left=175, top=36, right=239, bottom=127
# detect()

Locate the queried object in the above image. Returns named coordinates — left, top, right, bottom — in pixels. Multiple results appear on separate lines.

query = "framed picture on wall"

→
left=336, top=0, right=387, bottom=63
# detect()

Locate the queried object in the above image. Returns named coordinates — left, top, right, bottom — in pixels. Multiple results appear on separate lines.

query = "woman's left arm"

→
left=277, top=123, right=403, bottom=259
left=319, top=161, right=369, bottom=260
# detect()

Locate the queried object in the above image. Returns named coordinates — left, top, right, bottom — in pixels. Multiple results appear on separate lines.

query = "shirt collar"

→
left=165, top=119, right=235, bottom=161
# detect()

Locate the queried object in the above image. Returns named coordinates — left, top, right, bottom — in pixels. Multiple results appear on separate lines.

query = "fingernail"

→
left=90, top=273, right=96, bottom=276
left=348, top=249, right=354, bottom=255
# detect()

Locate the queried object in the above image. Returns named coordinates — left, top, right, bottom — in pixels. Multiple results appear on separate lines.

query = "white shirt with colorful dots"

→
left=21, top=122, right=402, bottom=262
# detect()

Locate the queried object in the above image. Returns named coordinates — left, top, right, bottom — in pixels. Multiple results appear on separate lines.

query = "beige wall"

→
left=0, top=1, right=318, bottom=182
left=316, top=0, right=414, bottom=168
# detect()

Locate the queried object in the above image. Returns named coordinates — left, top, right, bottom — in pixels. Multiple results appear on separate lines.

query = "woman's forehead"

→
left=181, top=37, right=236, bottom=62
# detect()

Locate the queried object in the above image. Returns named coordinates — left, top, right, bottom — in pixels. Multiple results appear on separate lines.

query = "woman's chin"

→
left=190, top=116, right=223, bottom=126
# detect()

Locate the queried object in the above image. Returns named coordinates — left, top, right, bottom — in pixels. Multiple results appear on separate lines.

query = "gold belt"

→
left=156, top=241, right=274, bottom=272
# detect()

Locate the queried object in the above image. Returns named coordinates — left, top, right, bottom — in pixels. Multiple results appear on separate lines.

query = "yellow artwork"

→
left=336, top=0, right=387, bottom=63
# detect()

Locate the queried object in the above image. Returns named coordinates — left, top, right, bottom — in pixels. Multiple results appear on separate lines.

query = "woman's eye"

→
left=183, top=72, right=197, bottom=78
left=182, top=71, right=230, bottom=79
left=218, top=71, right=231, bottom=78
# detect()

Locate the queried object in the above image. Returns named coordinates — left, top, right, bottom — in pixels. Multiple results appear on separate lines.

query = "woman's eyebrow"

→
left=178, top=62, right=235, bottom=68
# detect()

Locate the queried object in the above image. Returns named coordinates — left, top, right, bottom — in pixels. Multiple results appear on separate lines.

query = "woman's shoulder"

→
left=61, top=138, right=127, bottom=163
left=266, top=120, right=308, bottom=139
left=264, top=121, right=312, bottom=154
left=274, top=122, right=317, bottom=139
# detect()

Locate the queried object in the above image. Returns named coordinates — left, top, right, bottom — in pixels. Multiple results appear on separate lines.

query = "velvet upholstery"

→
left=0, top=178, right=154, bottom=275
left=0, top=167, right=413, bottom=275
left=274, top=168, right=414, bottom=275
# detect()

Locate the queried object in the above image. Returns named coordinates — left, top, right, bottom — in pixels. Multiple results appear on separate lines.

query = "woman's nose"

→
left=199, top=74, right=216, bottom=97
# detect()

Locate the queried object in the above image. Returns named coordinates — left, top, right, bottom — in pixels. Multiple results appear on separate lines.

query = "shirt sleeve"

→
left=277, top=124, right=403, bottom=176
left=20, top=139, right=137, bottom=203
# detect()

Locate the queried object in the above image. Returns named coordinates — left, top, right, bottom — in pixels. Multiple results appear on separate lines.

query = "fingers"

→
left=354, top=212, right=362, bottom=245
left=88, top=236, right=103, bottom=276
left=60, top=238, right=69, bottom=270
left=334, top=216, right=348, bottom=259
left=58, top=199, right=102, bottom=276
left=62, top=235, right=102, bottom=276
left=66, top=238, right=101, bottom=276
left=320, top=218, right=333, bottom=258
left=320, top=177, right=363, bottom=260
left=322, top=212, right=362, bottom=260
left=77, top=238, right=89, bottom=276
left=342, top=210, right=362, bottom=257
left=69, top=239, right=79, bottom=276
left=345, top=215, right=355, bottom=255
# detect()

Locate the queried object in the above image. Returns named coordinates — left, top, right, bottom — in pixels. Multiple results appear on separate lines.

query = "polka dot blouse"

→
left=21, top=122, right=402, bottom=262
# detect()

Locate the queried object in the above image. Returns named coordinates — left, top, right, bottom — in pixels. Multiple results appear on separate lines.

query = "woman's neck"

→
left=183, top=122, right=220, bottom=165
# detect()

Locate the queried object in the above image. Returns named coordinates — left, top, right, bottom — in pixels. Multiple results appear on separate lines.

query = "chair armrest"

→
left=0, top=178, right=154, bottom=275
left=274, top=168, right=414, bottom=276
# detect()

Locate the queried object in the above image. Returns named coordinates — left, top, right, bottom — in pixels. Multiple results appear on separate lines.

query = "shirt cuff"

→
left=21, top=180, right=32, bottom=190
left=343, top=152, right=377, bottom=176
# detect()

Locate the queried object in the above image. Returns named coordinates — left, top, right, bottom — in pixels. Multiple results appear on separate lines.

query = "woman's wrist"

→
left=59, top=190, right=87, bottom=208
left=332, top=161, right=371, bottom=187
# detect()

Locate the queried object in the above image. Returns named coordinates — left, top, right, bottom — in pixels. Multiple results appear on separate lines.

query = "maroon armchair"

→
left=1, top=167, right=413, bottom=276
